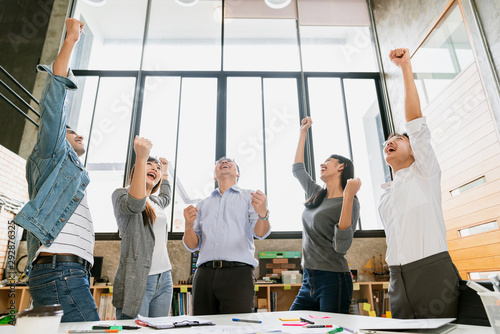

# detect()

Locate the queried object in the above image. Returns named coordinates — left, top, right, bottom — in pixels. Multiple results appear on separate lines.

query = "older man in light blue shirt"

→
left=183, top=157, right=271, bottom=315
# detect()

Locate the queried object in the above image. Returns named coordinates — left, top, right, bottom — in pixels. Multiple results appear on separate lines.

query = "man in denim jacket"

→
left=13, top=18, right=99, bottom=322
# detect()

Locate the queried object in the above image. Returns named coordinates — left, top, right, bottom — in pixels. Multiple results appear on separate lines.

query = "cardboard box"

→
left=258, top=251, right=302, bottom=280
left=282, top=270, right=302, bottom=284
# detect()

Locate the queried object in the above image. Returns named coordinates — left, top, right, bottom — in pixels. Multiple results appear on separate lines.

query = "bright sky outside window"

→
left=69, top=0, right=385, bottom=234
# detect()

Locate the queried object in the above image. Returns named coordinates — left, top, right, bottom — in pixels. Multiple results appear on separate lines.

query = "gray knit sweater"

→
left=293, top=163, right=359, bottom=272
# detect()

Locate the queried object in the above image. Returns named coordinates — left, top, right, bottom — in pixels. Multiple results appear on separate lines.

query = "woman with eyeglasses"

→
left=290, top=117, right=361, bottom=314
left=112, top=136, right=173, bottom=319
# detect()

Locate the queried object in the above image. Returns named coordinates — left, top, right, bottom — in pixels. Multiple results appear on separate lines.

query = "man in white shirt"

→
left=378, top=48, right=460, bottom=319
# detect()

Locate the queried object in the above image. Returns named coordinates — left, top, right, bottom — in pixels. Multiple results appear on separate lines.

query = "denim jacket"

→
left=13, top=65, right=90, bottom=274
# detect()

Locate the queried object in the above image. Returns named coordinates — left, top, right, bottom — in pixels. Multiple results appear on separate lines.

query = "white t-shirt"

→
left=149, top=199, right=172, bottom=275
left=378, top=117, right=448, bottom=266
left=37, top=191, right=95, bottom=265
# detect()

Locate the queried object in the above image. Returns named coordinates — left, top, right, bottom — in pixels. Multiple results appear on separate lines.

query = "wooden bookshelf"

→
left=352, top=281, right=391, bottom=317
left=173, top=284, right=302, bottom=313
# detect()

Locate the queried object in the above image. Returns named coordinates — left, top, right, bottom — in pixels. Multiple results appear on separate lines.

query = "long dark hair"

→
left=304, top=154, right=354, bottom=209
left=128, top=156, right=162, bottom=226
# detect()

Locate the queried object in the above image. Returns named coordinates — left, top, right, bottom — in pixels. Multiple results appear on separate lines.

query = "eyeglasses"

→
left=215, top=157, right=235, bottom=165
left=382, top=135, right=405, bottom=148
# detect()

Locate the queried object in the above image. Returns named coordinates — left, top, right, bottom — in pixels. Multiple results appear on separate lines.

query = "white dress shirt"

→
left=379, top=117, right=448, bottom=266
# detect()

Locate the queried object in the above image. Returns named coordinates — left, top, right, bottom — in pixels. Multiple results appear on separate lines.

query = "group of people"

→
left=13, top=18, right=461, bottom=323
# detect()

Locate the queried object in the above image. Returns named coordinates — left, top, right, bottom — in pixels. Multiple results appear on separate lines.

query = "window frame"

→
left=67, top=0, right=389, bottom=240
left=72, top=69, right=388, bottom=240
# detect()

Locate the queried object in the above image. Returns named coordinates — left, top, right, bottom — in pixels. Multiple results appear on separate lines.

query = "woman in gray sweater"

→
left=112, top=136, right=172, bottom=319
left=290, top=117, right=361, bottom=314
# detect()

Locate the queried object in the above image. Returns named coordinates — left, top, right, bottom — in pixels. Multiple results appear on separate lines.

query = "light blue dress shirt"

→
left=183, top=185, right=271, bottom=267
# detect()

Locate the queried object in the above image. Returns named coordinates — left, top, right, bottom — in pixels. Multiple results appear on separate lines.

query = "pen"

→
left=304, top=325, right=334, bottom=328
left=232, top=318, right=262, bottom=324
left=327, top=328, right=343, bottom=333
left=93, top=326, right=140, bottom=330
left=342, top=326, right=356, bottom=333
left=300, top=317, right=314, bottom=324
left=68, top=330, right=120, bottom=333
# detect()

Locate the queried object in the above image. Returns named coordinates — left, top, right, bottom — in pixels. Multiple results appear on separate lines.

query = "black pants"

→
left=389, top=251, right=461, bottom=319
left=192, top=265, right=255, bottom=315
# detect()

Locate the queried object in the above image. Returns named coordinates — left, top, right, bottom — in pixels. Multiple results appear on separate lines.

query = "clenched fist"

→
left=184, top=205, right=199, bottom=229
left=65, top=18, right=84, bottom=44
left=134, top=136, right=152, bottom=162
left=389, top=48, right=411, bottom=68
left=344, top=178, right=362, bottom=198
left=250, top=190, right=268, bottom=219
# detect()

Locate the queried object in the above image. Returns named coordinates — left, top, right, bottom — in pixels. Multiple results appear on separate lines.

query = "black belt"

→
left=199, top=260, right=252, bottom=269
left=34, top=254, right=92, bottom=271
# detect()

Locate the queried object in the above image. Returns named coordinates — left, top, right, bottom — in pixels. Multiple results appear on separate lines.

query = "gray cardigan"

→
left=111, top=180, right=171, bottom=318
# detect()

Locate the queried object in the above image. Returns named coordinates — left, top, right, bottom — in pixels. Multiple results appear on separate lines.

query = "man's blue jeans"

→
left=28, top=262, right=99, bottom=322
left=290, top=268, right=353, bottom=313
left=116, top=270, right=173, bottom=319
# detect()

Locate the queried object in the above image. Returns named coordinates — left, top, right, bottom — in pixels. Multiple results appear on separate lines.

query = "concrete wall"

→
left=15, top=236, right=387, bottom=285
left=93, top=237, right=387, bottom=286
left=0, top=0, right=55, bottom=155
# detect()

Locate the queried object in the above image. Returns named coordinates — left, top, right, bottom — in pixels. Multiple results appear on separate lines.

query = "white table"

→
left=2, top=311, right=494, bottom=333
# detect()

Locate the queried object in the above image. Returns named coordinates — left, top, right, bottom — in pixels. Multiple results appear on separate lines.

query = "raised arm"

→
left=293, top=117, right=322, bottom=197
left=389, top=48, right=423, bottom=122
left=54, top=18, right=84, bottom=77
left=183, top=205, right=200, bottom=250
left=128, top=136, right=152, bottom=200
left=294, top=117, right=312, bottom=164
left=154, top=157, right=172, bottom=208
left=251, top=190, right=270, bottom=238
left=36, top=18, right=82, bottom=157
left=338, top=178, right=361, bottom=230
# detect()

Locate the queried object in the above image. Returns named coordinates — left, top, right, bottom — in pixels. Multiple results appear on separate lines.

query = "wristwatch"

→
left=258, top=210, right=270, bottom=221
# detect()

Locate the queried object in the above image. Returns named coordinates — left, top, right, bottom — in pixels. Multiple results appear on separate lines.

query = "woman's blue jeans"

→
left=116, top=270, right=173, bottom=319
left=290, top=268, right=353, bottom=313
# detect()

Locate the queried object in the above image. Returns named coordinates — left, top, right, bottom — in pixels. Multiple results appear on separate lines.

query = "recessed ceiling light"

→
left=264, top=0, right=292, bottom=9
left=81, top=0, right=106, bottom=6
left=175, top=0, right=199, bottom=7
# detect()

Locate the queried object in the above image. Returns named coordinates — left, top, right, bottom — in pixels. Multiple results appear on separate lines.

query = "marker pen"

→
left=304, top=324, right=334, bottom=328
left=232, top=318, right=262, bottom=324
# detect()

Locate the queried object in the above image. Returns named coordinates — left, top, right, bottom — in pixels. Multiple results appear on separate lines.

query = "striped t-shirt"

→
left=36, top=191, right=95, bottom=266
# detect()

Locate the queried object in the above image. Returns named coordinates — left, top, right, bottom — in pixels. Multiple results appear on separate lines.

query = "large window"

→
left=68, top=0, right=387, bottom=235
left=412, top=1, right=474, bottom=107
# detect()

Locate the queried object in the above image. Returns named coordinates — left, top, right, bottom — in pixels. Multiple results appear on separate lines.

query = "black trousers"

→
left=389, top=251, right=461, bottom=319
left=192, top=265, right=255, bottom=315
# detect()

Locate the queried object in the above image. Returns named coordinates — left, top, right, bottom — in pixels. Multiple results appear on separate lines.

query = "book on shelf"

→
left=98, top=293, right=107, bottom=320
left=104, top=293, right=116, bottom=320
left=171, top=291, right=193, bottom=316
